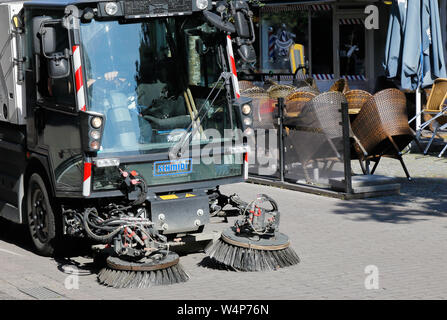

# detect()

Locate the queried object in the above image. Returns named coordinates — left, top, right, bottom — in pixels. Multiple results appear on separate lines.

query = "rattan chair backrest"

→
left=293, top=85, right=320, bottom=95
left=241, top=86, right=266, bottom=97
left=310, top=91, right=347, bottom=139
left=267, top=84, right=296, bottom=99
left=305, top=77, right=318, bottom=89
left=329, top=78, right=350, bottom=93
left=352, top=88, right=411, bottom=153
left=344, top=89, right=372, bottom=110
left=285, top=91, right=316, bottom=114
left=425, top=78, right=447, bottom=112
left=239, top=80, right=256, bottom=92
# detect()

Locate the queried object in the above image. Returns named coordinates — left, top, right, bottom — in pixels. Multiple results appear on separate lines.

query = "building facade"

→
left=253, top=0, right=394, bottom=92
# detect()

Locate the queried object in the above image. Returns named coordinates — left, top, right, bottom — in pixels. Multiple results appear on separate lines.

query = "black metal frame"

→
left=248, top=97, right=354, bottom=198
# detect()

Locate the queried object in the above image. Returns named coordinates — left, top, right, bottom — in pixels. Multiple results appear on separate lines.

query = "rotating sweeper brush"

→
left=205, top=194, right=300, bottom=271
left=85, top=206, right=189, bottom=288
left=66, top=170, right=190, bottom=288
left=98, top=250, right=189, bottom=288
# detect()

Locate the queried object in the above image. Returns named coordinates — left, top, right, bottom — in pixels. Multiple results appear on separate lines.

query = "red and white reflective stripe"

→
left=339, top=18, right=363, bottom=25
left=244, top=152, right=248, bottom=180
left=83, top=161, right=92, bottom=197
left=72, top=45, right=86, bottom=112
left=312, top=74, right=335, bottom=80
left=226, top=35, right=241, bottom=99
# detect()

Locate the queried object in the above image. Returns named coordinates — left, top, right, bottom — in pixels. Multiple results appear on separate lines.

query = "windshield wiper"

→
left=169, top=71, right=233, bottom=159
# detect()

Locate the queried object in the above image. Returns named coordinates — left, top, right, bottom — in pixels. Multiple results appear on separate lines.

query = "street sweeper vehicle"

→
left=0, top=0, right=299, bottom=287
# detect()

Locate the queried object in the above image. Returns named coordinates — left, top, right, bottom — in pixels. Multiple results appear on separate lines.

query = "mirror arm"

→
left=40, top=18, right=63, bottom=59
left=247, top=11, right=256, bottom=44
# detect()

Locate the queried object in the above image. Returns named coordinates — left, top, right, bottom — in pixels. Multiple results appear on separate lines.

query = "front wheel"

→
left=26, top=173, right=58, bottom=256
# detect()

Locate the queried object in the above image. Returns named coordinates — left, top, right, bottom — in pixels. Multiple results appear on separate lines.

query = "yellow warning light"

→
left=12, top=15, right=22, bottom=29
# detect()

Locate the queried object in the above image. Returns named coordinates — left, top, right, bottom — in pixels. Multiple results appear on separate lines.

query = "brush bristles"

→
left=206, top=238, right=300, bottom=272
left=97, top=264, right=189, bottom=288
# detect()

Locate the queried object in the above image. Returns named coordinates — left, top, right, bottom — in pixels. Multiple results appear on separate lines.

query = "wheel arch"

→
left=21, top=155, right=57, bottom=224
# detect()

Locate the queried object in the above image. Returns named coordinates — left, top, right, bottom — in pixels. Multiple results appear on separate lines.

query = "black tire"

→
left=26, top=173, right=58, bottom=256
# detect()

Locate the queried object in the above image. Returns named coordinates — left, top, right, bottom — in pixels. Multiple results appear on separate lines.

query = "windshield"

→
left=80, top=17, right=238, bottom=156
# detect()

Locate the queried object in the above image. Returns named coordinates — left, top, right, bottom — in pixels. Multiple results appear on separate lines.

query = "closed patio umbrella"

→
left=384, top=0, right=446, bottom=129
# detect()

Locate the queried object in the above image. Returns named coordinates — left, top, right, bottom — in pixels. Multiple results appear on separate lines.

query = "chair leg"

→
left=439, top=143, right=447, bottom=158
left=371, top=157, right=381, bottom=174
left=358, top=159, right=367, bottom=175
left=437, top=123, right=447, bottom=158
left=423, top=127, right=438, bottom=155
left=365, top=159, right=371, bottom=175
left=412, top=137, right=423, bottom=153
left=388, top=136, right=412, bottom=181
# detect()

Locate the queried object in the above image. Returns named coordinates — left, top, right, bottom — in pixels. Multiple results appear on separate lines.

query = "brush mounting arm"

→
left=230, top=194, right=281, bottom=236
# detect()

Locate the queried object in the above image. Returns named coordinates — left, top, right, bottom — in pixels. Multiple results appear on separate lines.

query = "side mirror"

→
left=37, top=19, right=70, bottom=79
left=203, top=11, right=236, bottom=34
left=238, top=44, right=256, bottom=64
left=48, top=51, right=70, bottom=79
left=40, top=25, right=57, bottom=56
left=233, top=1, right=255, bottom=43
left=33, top=16, right=52, bottom=55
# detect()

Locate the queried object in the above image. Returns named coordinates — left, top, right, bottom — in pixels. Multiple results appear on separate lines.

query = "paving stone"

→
left=0, top=154, right=447, bottom=299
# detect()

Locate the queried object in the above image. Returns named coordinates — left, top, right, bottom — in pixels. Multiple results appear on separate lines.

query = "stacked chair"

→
left=267, top=84, right=296, bottom=99
left=329, top=78, right=350, bottom=93
left=285, top=91, right=317, bottom=117
left=239, top=80, right=256, bottom=92
left=351, top=88, right=420, bottom=180
left=344, top=89, right=372, bottom=115
left=283, top=91, right=351, bottom=182
left=408, top=78, right=447, bottom=156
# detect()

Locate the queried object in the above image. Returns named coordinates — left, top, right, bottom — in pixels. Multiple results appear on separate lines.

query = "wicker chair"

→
left=344, top=89, right=372, bottom=114
left=283, top=91, right=350, bottom=182
left=285, top=91, right=317, bottom=116
left=330, top=78, right=350, bottom=93
left=294, top=77, right=320, bottom=92
left=239, top=80, right=256, bottom=92
left=262, top=78, right=278, bottom=91
left=408, top=78, right=447, bottom=156
left=267, top=84, right=296, bottom=99
left=293, top=85, right=320, bottom=95
left=351, top=88, right=419, bottom=180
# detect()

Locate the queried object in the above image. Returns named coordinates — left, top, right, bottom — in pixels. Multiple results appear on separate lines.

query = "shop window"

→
left=339, top=22, right=365, bottom=77
left=311, top=11, right=333, bottom=75
left=259, top=10, right=309, bottom=73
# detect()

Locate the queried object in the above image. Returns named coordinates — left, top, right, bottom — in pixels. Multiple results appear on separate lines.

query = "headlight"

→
left=90, top=130, right=101, bottom=140
left=244, top=127, right=254, bottom=136
left=91, top=116, right=103, bottom=129
left=196, top=0, right=209, bottom=10
left=241, top=104, right=252, bottom=115
left=243, top=117, right=252, bottom=126
left=90, top=141, right=100, bottom=150
left=105, top=2, right=118, bottom=16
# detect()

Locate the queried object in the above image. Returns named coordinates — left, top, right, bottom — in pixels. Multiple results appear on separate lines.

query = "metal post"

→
left=341, top=101, right=352, bottom=194
left=277, top=97, right=285, bottom=182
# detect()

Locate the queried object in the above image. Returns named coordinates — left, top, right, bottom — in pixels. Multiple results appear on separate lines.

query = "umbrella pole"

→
left=416, top=87, right=422, bottom=131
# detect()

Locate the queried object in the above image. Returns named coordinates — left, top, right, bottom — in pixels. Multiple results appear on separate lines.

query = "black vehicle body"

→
left=0, top=0, right=254, bottom=249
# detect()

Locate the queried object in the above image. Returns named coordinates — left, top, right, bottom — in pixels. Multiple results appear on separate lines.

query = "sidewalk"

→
left=0, top=154, right=446, bottom=300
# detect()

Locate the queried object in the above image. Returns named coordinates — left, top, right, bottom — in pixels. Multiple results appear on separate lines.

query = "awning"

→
left=260, top=0, right=336, bottom=13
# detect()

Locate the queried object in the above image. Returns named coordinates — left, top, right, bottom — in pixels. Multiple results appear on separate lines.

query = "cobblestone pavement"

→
left=0, top=153, right=446, bottom=300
